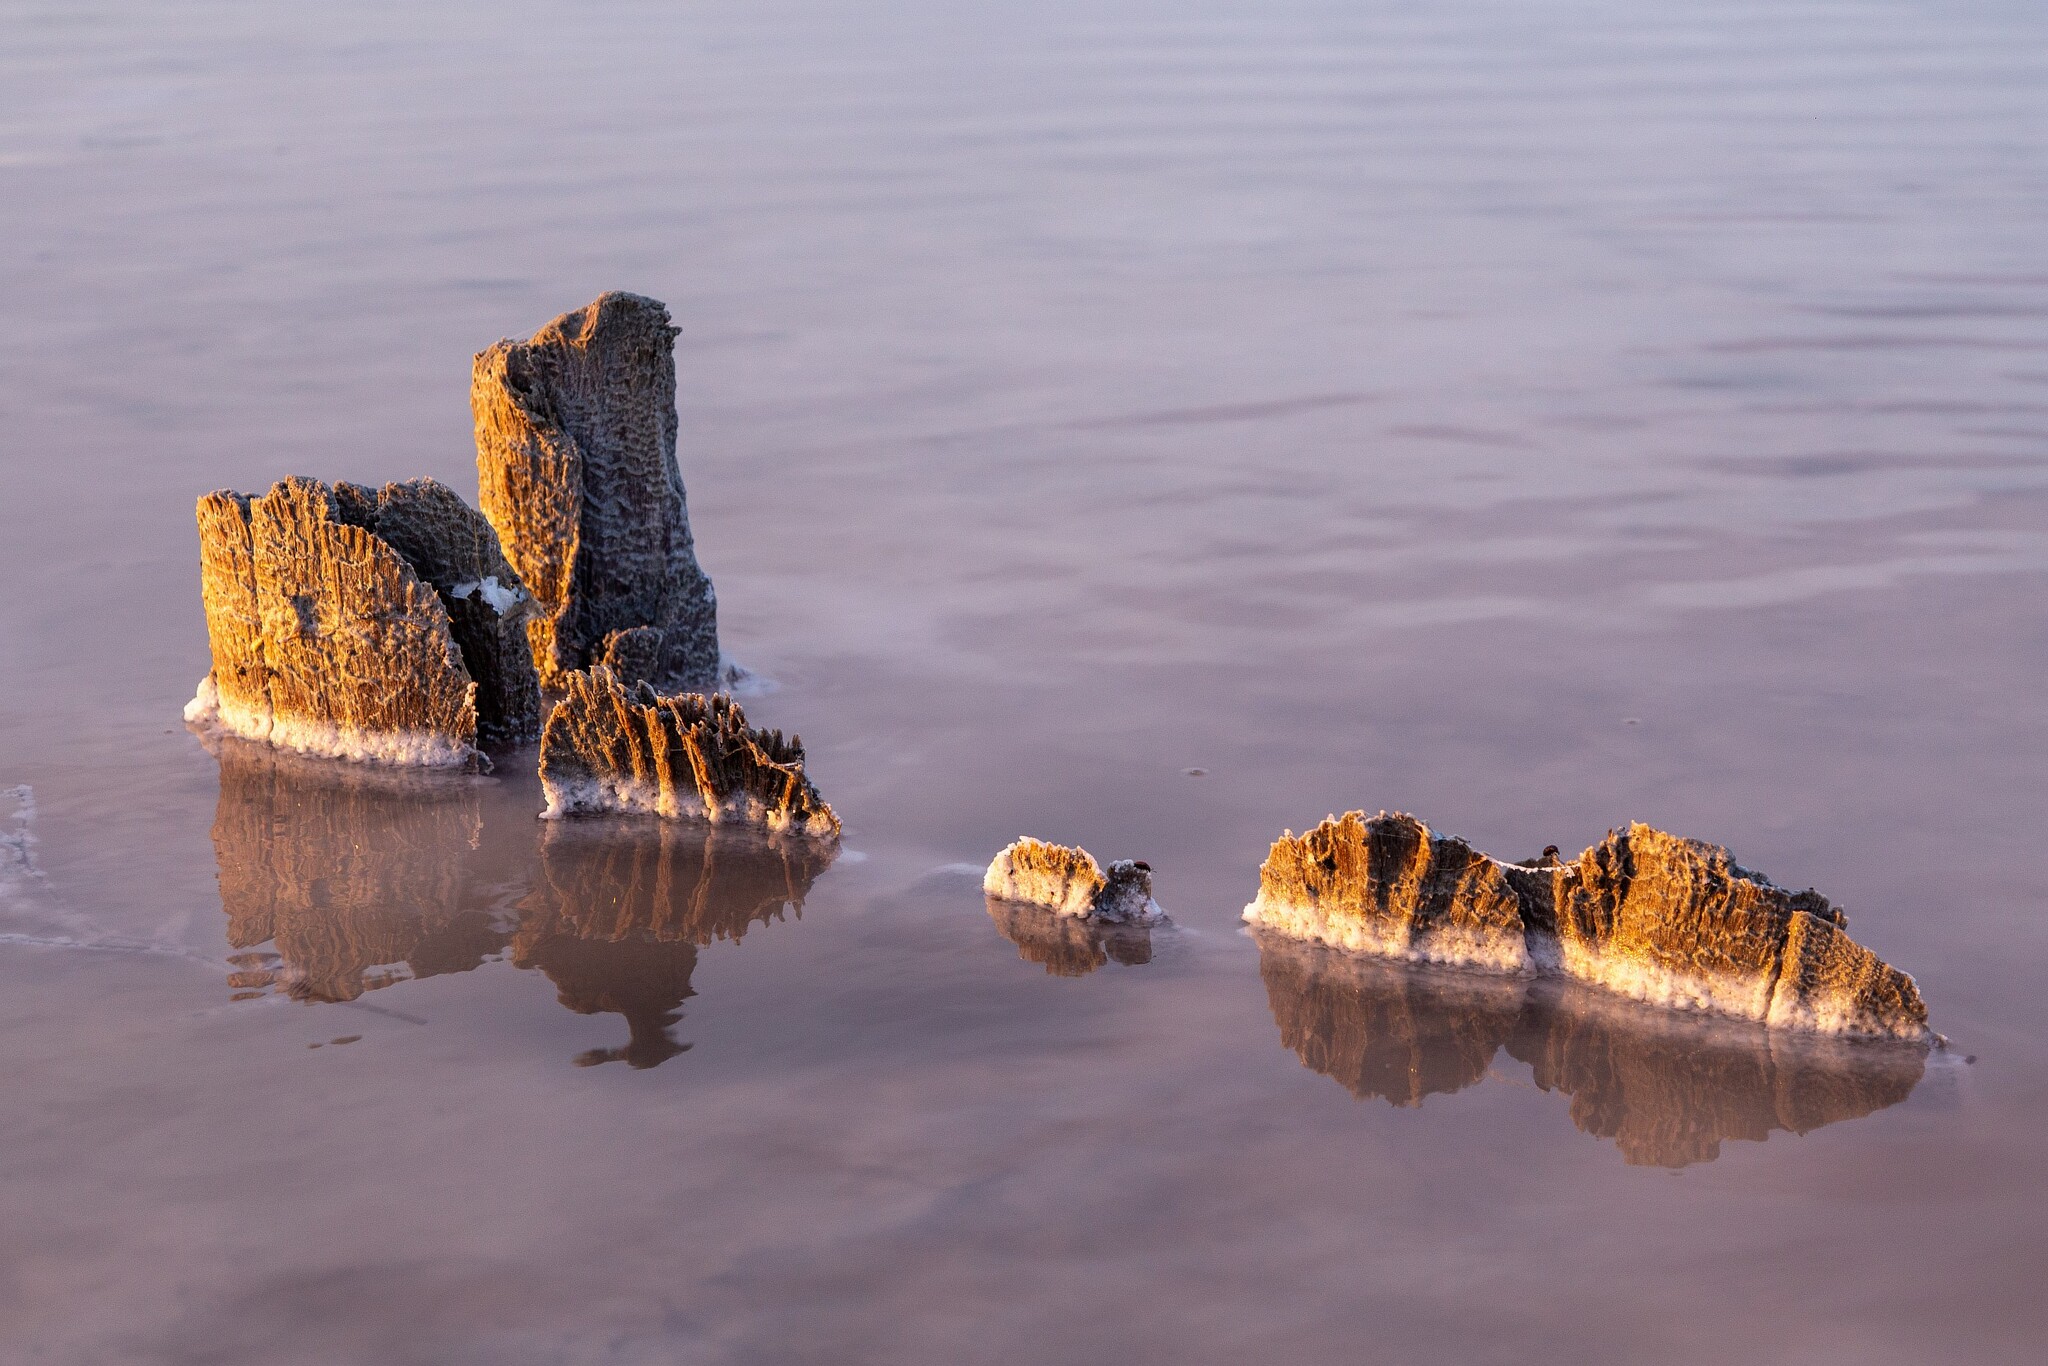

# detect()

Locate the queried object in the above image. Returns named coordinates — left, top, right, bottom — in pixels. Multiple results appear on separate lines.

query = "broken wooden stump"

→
left=472, top=291, right=721, bottom=692
left=187, top=476, right=542, bottom=767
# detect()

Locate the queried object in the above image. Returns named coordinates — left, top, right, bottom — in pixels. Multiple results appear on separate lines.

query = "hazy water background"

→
left=3, top=1, right=2047, bottom=1361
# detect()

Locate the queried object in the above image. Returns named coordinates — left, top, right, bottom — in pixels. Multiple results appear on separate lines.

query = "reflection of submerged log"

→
left=206, top=735, right=508, bottom=1002
left=1245, top=812, right=1928, bottom=1038
left=1257, top=934, right=1522, bottom=1107
left=1255, top=931, right=1925, bottom=1167
left=985, top=897, right=1155, bottom=977
left=511, top=821, right=834, bottom=1066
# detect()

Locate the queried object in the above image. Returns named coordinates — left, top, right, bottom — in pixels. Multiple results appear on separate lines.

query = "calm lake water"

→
left=4, top=1, right=2046, bottom=1361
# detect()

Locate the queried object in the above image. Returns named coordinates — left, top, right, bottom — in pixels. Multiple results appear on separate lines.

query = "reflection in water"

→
left=208, top=737, right=506, bottom=1002
left=513, top=822, right=834, bottom=1067
left=986, top=896, right=1154, bottom=977
left=206, top=739, right=832, bottom=1065
left=511, top=926, right=699, bottom=1070
left=1254, top=931, right=1925, bottom=1167
left=525, top=819, right=833, bottom=948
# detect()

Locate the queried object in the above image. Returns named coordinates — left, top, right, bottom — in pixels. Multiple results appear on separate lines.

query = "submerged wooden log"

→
left=538, top=668, right=838, bottom=837
left=187, top=476, right=541, bottom=767
left=1243, top=812, right=1928, bottom=1039
left=983, top=838, right=1165, bottom=925
left=472, top=291, right=721, bottom=691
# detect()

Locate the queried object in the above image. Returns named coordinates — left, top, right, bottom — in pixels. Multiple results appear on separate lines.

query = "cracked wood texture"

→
left=191, top=476, right=541, bottom=765
left=1244, top=811, right=1929, bottom=1038
left=332, top=478, right=543, bottom=747
left=472, top=291, right=720, bottom=691
left=193, top=477, right=482, bottom=767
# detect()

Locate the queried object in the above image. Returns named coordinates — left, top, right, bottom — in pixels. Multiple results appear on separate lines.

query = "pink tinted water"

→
left=2, top=1, right=2045, bottom=1361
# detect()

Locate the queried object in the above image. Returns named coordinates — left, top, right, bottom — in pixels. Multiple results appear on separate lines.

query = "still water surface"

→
left=2, top=1, right=2045, bottom=1361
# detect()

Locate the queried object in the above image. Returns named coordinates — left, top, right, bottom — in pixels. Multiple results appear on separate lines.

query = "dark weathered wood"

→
left=473, top=292, right=720, bottom=691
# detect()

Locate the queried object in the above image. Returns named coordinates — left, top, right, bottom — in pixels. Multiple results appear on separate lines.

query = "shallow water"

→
left=3, top=1, right=2046, bottom=1361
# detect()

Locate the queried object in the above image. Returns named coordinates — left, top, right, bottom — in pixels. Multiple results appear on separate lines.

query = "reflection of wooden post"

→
left=512, top=929, right=699, bottom=1071
left=472, top=292, right=720, bottom=691
left=206, top=735, right=506, bottom=1002
left=527, top=820, right=834, bottom=947
left=510, top=821, right=835, bottom=1067
left=207, top=737, right=835, bottom=1070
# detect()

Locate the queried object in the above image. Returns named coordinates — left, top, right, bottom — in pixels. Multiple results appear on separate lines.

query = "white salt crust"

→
left=1552, top=938, right=1916, bottom=1039
left=1240, top=890, right=1533, bottom=975
left=449, top=575, right=523, bottom=615
left=537, top=773, right=840, bottom=839
left=184, top=675, right=480, bottom=770
left=984, top=847, right=1096, bottom=919
left=1242, top=844, right=1927, bottom=1040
